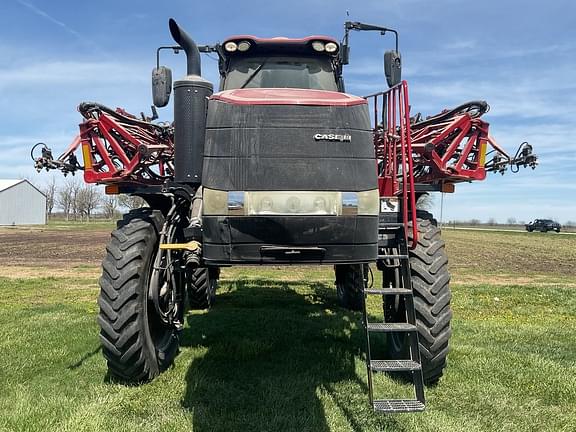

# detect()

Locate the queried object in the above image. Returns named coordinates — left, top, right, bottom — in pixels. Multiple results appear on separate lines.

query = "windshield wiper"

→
left=240, top=59, right=268, bottom=89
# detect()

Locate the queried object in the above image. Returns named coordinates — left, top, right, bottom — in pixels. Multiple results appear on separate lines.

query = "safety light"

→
left=224, top=41, right=238, bottom=52
left=324, top=42, right=338, bottom=53
left=104, top=184, right=119, bottom=195
left=237, top=41, right=251, bottom=52
left=81, top=143, right=93, bottom=170
left=311, top=41, right=325, bottom=52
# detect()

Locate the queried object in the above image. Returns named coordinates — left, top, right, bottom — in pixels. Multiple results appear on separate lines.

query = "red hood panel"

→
left=211, top=88, right=366, bottom=106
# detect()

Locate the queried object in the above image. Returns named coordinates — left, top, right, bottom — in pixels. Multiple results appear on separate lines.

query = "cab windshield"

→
left=223, top=56, right=338, bottom=91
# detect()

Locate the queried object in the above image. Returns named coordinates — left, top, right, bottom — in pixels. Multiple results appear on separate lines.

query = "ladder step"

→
left=366, top=323, right=417, bottom=333
left=379, top=223, right=405, bottom=229
left=365, top=288, right=412, bottom=296
left=370, top=360, right=421, bottom=372
left=373, top=399, right=425, bottom=413
left=378, top=254, right=409, bottom=260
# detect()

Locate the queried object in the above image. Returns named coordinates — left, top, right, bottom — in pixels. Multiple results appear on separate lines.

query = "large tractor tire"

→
left=384, top=211, right=452, bottom=385
left=188, top=267, right=219, bottom=310
left=335, top=264, right=367, bottom=311
left=98, top=208, right=180, bottom=382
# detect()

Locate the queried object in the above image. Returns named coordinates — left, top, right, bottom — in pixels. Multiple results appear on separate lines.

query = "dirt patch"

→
left=451, top=273, right=576, bottom=287
left=0, top=229, right=110, bottom=269
left=443, top=229, right=576, bottom=277
left=0, top=265, right=101, bottom=279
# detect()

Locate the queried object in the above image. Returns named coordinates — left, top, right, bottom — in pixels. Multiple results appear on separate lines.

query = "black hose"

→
left=78, top=102, right=167, bottom=132
left=412, top=101, right=489, bottom=130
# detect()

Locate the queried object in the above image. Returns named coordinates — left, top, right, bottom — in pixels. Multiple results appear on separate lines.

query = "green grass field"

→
left=0, top=229, right=575, bottom=431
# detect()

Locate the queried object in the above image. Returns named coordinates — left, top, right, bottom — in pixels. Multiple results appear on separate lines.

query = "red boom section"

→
left=410, top=103, right=494, bottom=184
left=366, top=82, right=536, bottom=195
left=33, top=103, right=175, bottom=186
left=79, top=103, right=174, bottom=185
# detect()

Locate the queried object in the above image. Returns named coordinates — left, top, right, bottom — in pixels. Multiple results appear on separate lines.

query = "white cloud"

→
left=15, top=0, right=104, bottom=55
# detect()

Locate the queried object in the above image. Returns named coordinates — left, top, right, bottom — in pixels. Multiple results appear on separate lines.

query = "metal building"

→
left=0, top=179, right=46, bottom=225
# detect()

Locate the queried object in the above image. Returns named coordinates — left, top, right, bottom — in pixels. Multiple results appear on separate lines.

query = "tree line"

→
left=40, top=176, right=143, bottom=221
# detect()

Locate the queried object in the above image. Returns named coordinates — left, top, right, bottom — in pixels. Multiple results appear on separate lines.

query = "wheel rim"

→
left=147, top=250, right=175, bottom=349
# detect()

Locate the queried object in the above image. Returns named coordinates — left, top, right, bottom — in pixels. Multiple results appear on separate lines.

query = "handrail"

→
left=364, top=81, right=418, bottom=248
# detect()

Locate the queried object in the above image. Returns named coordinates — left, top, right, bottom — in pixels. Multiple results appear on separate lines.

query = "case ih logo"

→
left=313, top=133, right=352, bottom=142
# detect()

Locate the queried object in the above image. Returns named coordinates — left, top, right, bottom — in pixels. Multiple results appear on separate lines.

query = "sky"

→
left=0, top=0, right=574, bottom=224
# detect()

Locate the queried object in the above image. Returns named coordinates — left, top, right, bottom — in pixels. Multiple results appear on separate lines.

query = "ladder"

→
left=362, top=222, right=425, bottom=413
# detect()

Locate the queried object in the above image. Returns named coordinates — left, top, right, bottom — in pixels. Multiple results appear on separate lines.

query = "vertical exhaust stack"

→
left=169, top=18, right=213, bottom=184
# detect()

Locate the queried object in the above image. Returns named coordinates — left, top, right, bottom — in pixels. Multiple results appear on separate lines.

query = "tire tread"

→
left=98, top=208, right=178, bottom=382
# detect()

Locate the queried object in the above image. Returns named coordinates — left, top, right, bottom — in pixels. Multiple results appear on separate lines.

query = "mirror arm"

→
left=344, top=21, right=400, bottom=54
left=380, top=29, right=399, bottom=53
left=156, top=46, right=181, bottom=69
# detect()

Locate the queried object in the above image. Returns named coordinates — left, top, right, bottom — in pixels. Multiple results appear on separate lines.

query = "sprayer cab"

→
left=152, top=19, right=380, bottom=265
left=217, top=35, right=343, bottom=91
left=153, top=23, right=403, bottom=100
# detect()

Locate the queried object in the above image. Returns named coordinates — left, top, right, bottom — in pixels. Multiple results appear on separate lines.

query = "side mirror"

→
left=152, top=66, right=173, bottom=107
left=340, top=45, right=350, bottom=65
left=384, top=50, right=402, bottom=87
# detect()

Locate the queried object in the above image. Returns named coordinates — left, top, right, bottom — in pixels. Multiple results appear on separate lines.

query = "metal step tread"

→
left=370, top=360, right=421, bottom=372
left=366, top=323, right=417, bottom=332
left=379, top=223, right=405, bottom=229
left=378, top=254, right=409, bottom=260
left=373, top=399, right=425, bottom=413
left=365, top=288, right=412, bottom=296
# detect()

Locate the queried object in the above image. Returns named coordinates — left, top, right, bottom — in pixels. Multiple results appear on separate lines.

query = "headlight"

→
left=342, top=190, right=380, bottom=215
left=357, top=189, right=380, bottom=215
left=224, top=41, right=238, bottom=52
left=245, top=191, right=341, bottom=215
left=237, top=41, right=251, bottom=52
left=202, top=188, right=228, bottom=215
left=202, top=189, right=380, bottom=216
left=324, top=42, right=338, bottom=53
left=311, top=41, right=325, bottom=52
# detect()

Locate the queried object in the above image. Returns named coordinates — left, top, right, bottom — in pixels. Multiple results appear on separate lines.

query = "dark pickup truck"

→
left=525, top=219, right=561, bottom=233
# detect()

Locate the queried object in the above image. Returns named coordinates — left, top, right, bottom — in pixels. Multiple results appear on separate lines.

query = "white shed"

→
left=0, top=179, right=46, bottom=225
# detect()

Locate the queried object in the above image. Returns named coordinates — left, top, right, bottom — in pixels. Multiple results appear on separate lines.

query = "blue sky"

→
left=0, top=0, right=574, bottom=223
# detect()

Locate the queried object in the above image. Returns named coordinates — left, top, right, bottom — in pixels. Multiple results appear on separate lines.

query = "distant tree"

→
left=565, top=220, right=576, bottom=228
left=102, top=195, right=119, bottom=219
left=506, top=217, right=517, bottom=225
left=76, top=185, right=101, bottom=221
left=41, top=175, right=57, bottom=219
left=118, top=194, right=145, bottom=210
left=57, top=177, right=81, bottom=221
left=487, top=217, right=497, bottom=226
left=469, top=219, right=481, bottom=226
